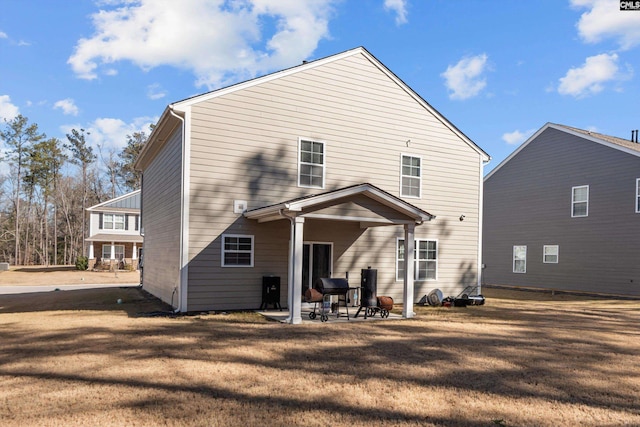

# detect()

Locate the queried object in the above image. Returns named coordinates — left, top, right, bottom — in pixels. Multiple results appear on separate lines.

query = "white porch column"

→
left=88, top=243, right=94, bottom=259
left=289, top=216, right=305, bottom=324
left=132, top=242, right=137, bottom=259
left=110, top=242, right=116, bottom=260
left=403, top=223, right=416, bottom=318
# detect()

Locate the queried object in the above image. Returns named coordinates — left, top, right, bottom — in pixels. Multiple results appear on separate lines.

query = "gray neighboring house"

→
left=135, top=47, right=490, bottom=322
left=483, top=123, right=640, bottom=296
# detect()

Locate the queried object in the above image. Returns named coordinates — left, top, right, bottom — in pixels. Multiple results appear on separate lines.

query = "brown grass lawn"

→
left=1, top=270, right=639, bottom=426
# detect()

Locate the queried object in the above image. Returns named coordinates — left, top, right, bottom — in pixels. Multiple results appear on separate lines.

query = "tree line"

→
left=0, top=114, right=149, bottom=266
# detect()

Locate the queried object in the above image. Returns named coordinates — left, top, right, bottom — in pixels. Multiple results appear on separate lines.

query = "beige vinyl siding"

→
left=140, top=126, right=183, bottom=306
left=185, top=52, right=482, bottom=309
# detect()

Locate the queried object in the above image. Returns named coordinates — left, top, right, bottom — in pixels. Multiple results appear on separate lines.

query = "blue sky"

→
left=1, top=0, right=640, bottom=174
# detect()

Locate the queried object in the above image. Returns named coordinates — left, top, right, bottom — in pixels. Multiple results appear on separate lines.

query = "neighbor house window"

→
left=636, top=179, right=640, bottom=213
left=222, top=234, right=254, bottom=267
left=396, top=239, right=437, bottom=281
left=513, top=245, right=526, bottom=273
left=400, top=155, right=421, bottom=198
left=102, top=244, right=124, bottom=260
left=102, top=213, right=125, bottom=230
left=572, top=185, right=589, bottom=217
left=298, top=139, right=325, bottom=188
left=543, top=245, right=559, bottom=264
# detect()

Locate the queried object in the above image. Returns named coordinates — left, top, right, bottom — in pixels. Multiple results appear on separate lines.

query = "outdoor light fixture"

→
left=459, top=214, right=465, bottom=221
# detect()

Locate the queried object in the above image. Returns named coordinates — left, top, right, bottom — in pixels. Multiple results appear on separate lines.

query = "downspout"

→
left=169, top=105, right=186, bottom=313
left=478, top=156, right=491, bottom=292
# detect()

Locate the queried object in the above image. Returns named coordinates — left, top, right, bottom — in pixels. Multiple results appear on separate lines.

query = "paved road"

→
left=0, top=283, right=140, bottom=295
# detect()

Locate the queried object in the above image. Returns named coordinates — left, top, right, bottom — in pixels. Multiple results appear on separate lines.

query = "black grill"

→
left=314, top=277, right=350, bottom=295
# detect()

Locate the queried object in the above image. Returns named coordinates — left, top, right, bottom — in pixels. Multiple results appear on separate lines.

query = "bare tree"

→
left=118, top=129, right=150, bottom=192
left=65, top=129, right=96, bottom=259
left=0, top=115, right=45, bottom=265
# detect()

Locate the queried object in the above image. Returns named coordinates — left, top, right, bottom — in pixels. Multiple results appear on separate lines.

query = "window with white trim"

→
left=222, top=234, right=254, bottom=267
left=102, top=244, right=124, bottom=260
left=400, top=155, right=421, bottom=198
left=636, top=179, right=640, bottom=213
left=571, top=185, right=589, bottom=217
left=396, top=238, right=437, bottom=281
left=102, top=213, right=125, bottom=230
left=543, top=245, right=559, bottom=264
left=298, top=139, right=325, bottom=188
left=513, top=245, right=526, bottom=273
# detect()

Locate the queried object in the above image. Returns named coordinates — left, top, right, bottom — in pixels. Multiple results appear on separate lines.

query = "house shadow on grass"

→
left=0, top=287, right=174, bottom=317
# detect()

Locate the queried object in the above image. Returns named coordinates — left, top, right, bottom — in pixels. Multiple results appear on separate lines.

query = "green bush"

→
left=75, top=256, right=89, bottom=271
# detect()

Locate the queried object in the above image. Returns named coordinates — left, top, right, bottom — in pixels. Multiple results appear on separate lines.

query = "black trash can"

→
left=260, top=276, right=282, bottom=310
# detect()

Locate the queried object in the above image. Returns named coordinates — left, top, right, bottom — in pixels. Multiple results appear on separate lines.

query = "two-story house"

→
left=86, top=190, right=143, bottom=270
left=483, top=123, right=640, bottom=296
left=135, top=47, right=490, bottom=322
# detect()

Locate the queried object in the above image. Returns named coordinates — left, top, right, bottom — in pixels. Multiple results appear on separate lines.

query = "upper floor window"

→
left=636, top=179, right=640, bottom=213
left=513, top=245, right=526, bottom=273
left=543, top=245, right=559, bottom=264
left=401, top=155, right=421, bottom=198
left=396, top=238, right=437, bottom=281
left=102, top=213, right=125, bottom=230
left=222, top=234, right=254, bottom=267
left=571, top=185, right=589, bottom=217
left=298, top=139, right=325, bottom=188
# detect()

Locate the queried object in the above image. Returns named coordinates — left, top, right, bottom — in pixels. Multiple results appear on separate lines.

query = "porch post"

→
left=403, top=223, right=416, bottom=318
left=132, top=242, right=137, bottom=259
left=288, top=217, right=304, bottom=324
left=88, top=243, right=94, bottom=259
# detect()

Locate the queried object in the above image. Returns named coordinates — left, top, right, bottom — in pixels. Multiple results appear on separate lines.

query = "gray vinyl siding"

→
left=140, top=126, right=183, bottom=305
left=184, top=52, right=483, bottom=310
left=483, top=127, right=640, bottom=296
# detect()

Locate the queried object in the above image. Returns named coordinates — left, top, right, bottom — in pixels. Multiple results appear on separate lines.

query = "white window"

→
left=222, top=234, right=254, bottom=267
left=572, top=185, right=589, bottom=217
left=102, top=244, right=124, bottom=260
left=400, top=155, right=421, bottom=198
left=103, top=213, right=125, bottom=230
left=636, top=179, right=640, bottom=213
left=513, top=245, right=527, bottom=273
left=543, top=245, right=559, bottom=264
left=396, top=239, right=437, bottom=281
left=298, top=139, right=325, bottom=188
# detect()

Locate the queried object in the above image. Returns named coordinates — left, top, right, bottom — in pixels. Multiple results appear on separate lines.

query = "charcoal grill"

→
left=306, top=278, right=351, bottom=321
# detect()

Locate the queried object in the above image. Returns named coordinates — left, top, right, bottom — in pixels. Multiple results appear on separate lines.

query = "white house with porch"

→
left=86, top=190, right=143, bottom=270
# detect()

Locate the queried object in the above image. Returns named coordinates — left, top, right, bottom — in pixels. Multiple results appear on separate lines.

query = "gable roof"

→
left=136, top=46, right=489, bottom=169
left=87, top=190, right=141, bottom=212
left=244, top=183, right=435, bottom=226
left=485, top=122, right=640, bottom=180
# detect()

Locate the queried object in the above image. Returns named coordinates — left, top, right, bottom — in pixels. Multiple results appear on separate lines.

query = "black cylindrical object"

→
left=260, top=276, right=281, bottom=310
left=360, top=268, right=377, bottom=307
left=314, top=277, right=349, bottom=295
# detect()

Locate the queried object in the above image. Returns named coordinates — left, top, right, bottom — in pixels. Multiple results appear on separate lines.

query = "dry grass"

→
left=1, top=278, right=639, bottom=426
left=0, top=265, right=140, bottom=286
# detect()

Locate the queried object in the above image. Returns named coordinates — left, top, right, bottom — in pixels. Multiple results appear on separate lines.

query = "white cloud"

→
left=0, top=31, right=7, bottom=39
left=0, top=95, right=20, bottom=121
left=571, top=0, right=640, bottom=50
left=441, top=54, right=489, bottom=100
left=558, top=53, right=621, bottom=97
left=147, top=83, right=166, bottom=100
left=61, top=116, right=157, bottom=154
left=54, top=98, right=79, bottom=116
left=68, top=0, right=337, bottom=89
left=384, top=0, right=408, bottom=25
left=502, top=128, right=536, bottom=145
